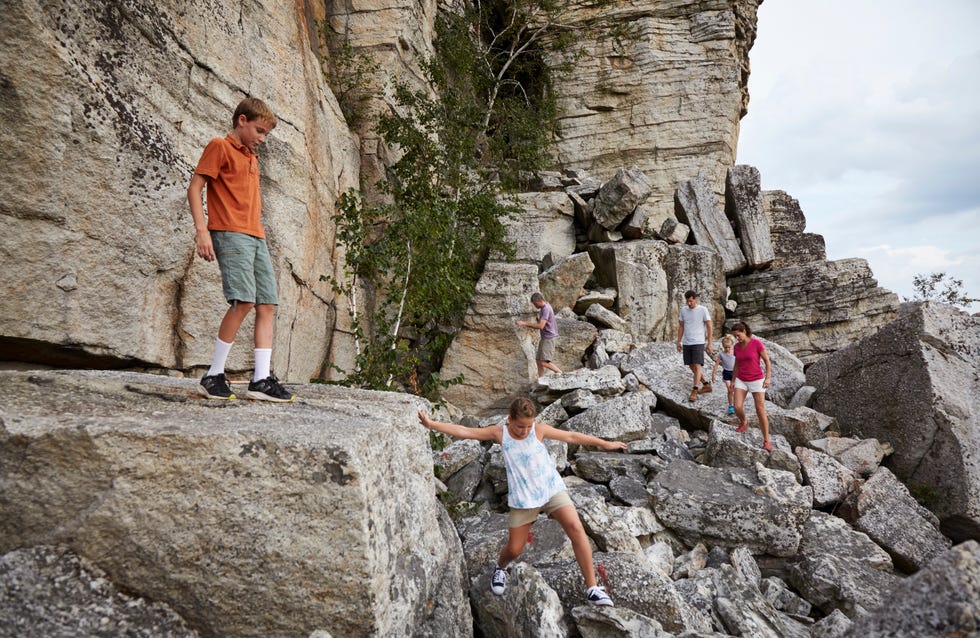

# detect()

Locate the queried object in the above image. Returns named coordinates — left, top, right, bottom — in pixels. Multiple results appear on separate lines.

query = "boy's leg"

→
left=253, top=303, right=275, bottom=349
left=550, top=505, right=597, bottom=588
left=217, top=302, right=256, bottom=343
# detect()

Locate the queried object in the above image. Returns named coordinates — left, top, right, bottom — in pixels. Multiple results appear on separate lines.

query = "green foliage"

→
left=322, top=2, right=629, bottom=398
left=908, top=272, right=979, bottom=308
left=907, top=480, right=942, bottom=509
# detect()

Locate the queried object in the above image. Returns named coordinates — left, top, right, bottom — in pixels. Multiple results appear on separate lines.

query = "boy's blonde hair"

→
left=233, top=97, right=277, bottom=129
left=722, top=334, right=735, bottom=346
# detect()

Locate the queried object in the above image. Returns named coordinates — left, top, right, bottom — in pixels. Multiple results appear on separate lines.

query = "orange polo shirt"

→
left=194, top=135, right=265, bottom=238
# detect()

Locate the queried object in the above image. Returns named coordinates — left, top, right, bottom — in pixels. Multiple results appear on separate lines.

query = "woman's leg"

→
left=753, top=391, right=770, bottom=444
left=550, top=505, right=597, bottom=588
left=734, top=387, right=749, bottom=430
left=497, top=522, right=533, bottom=568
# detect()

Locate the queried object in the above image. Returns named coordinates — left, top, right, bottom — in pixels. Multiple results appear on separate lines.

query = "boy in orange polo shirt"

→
left=187, top=97, right=293, bottom=402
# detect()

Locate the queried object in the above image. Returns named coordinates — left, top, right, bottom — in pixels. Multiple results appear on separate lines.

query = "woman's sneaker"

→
left=246, top=375, right=295, bottom=402
left=490, top=565, right=507, bottom=595
left=199, top=373, right=236, bottom=400
left=586, top=585, right=613, bottom=606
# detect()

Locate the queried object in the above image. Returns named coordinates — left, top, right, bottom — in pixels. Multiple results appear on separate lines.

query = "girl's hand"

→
left=604, top=440, right=628, bottom=452
left=418, top=410, right=434, bottom=429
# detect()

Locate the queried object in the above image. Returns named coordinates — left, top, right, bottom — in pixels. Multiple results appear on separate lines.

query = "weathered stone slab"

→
left=470, top=562, right=568, bottom=638
left=649, top=460, right=812, bottom=557
left=795, top=447, right=858, bottom=507
left=539, top=252, right=596, bottom=313
left=840, top=467, right=951, bottom=573
left=839, top=540, right=980, bottom=638
left=807, top=302, right=980, bottom=542
left=592, top=167, right=653, bottom=230
left=725, top=165, right=774, bottom=269
left=728, top=258, right=900, bottom=364
left=0, top=546, right=196, bottom=638
left=562, top=391, right=657, bottom=442
left=762, top=190, right=827, bottom=268
left=585, top=303, right=629, bottom=332
left=675, top=173, right=746, bottom=274
left=439, top=262, right=541, bottom=413
left=588, top=241, right=725, bottom=342
left=0, top=370, right=470, bottom=637
left=499, top=192, right=576, bottom=265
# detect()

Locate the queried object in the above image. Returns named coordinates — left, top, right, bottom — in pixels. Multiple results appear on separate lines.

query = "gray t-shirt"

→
left=679, top=304, right=711, bottom=345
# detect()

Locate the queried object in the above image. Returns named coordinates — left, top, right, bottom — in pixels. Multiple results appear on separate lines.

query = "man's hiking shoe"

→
left=727, top=405, right=735, bottom=415
left=688, top=388, right=698, bottom=402
left=246, top=375, right=295, bottom=402
left=490, top=565, right=507, bottom=595
left=735, top=422, right=748, bottom=433
left=698, top=382, right=712, bottom=394
left=199, top=373, right=236, bottom=400
left=587, top=585, right=613, bottom=606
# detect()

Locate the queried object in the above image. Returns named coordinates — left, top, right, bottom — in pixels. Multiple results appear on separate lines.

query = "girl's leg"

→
left=726, top=380, right=734, bottom=405
left=497, top=522, right=533, bottom=568
left=753, top=391, right=770, bottom=444
left=734, top=387, right=749, bottom=431
left=550, top=505, right=597, bottom=588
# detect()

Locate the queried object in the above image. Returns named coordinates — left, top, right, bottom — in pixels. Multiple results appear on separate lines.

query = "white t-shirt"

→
left=679, top=304, right=711, bottom=345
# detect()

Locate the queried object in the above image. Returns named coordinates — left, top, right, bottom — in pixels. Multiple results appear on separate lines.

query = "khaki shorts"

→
left=508, top=490, right=573, bottom=528
left=536, top=337, right=557, bottom=362
left=212, top=231, right=279, bottom=305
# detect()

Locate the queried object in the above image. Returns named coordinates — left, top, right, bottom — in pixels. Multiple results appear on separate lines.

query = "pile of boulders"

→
left=432, top=335, right=977, bottom=637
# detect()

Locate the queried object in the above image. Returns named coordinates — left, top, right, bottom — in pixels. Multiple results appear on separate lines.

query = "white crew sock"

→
left=253, top=348, right=272, bottom=382
left=206, top=338, right=234, bottom=377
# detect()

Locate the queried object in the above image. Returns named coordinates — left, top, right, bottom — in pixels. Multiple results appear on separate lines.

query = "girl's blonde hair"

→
left=721, top=334, right=735, bottom=346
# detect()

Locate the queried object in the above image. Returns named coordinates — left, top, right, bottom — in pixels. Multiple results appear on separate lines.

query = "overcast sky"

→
left=736, top=0, right=980, bottom=311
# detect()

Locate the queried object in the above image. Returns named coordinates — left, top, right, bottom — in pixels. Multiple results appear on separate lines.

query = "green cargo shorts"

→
left=211, top=230, right=279, bottom=305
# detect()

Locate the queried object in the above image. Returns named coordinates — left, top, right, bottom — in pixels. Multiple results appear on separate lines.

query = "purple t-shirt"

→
left=734, top=337, right=766, bottom=382
left=539, top=302, right=558, bottom=340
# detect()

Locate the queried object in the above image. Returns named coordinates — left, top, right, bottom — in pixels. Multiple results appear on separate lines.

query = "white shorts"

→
left=735, top=378, right=766, bottom=394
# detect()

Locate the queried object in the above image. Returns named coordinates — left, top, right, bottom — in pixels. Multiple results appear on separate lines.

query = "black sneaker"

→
left=199, top=373, right=236, bottom=400
left=245, top=374, right=294, bottom=402
left=490, top=565, right=507, bottom=595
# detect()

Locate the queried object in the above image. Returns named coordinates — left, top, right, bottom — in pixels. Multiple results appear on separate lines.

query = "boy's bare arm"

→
left=418, top=411, right=501, bottom=443
left=537, top=423, right=626, bottom=451
left=187, top=173, right=214, bottom=262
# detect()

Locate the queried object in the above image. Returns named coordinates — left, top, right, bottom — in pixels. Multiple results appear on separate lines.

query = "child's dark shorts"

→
left=211, top=230, right=279, bottom=305
left=723, top=369, right=734, bottom=382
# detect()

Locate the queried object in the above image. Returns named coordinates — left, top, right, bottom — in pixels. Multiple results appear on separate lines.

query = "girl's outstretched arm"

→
left=536, top=422, right=627, bottom=451
left=418, top=410, right=502, bottom=443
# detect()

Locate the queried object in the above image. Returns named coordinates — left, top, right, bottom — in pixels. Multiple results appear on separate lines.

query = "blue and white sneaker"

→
left=490, top=565, right=507, bottom=595
left=727, top=404, right=735, bottom=415
left=587, top=585, right=613, bottom=606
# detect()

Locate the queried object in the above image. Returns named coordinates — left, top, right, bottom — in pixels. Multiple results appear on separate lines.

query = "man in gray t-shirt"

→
left=676, top=290, right=713, bottom=402
left=517, top=292, right=562, bottom=378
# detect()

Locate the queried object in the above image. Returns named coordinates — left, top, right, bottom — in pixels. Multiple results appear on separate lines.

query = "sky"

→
left=736, top=0, right=980, bottom=311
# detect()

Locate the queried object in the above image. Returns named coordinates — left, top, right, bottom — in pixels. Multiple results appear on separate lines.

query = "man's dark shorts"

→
left=682, top=343, right=705, bottom=366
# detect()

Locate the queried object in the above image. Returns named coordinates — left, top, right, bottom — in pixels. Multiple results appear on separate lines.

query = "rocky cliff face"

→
left=0, top=0, right=359, bottom=381
left=547, top=0, right=760, bottom=223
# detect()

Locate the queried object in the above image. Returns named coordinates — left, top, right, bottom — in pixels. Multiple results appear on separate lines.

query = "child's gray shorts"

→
left=211, top=230, right=279, bottom=305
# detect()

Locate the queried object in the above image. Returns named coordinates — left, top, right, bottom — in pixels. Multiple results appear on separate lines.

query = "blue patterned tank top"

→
left=501, top=421, right=566, bottom=509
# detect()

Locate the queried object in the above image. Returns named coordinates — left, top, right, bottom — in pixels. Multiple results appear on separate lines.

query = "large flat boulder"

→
left=807, top=302, right=980, bottom=542
left=0, top=370, right=470, bottom=638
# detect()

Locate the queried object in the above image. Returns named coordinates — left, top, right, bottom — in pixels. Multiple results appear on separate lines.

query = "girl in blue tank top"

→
left=419, top=398, right=627, bottom=607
